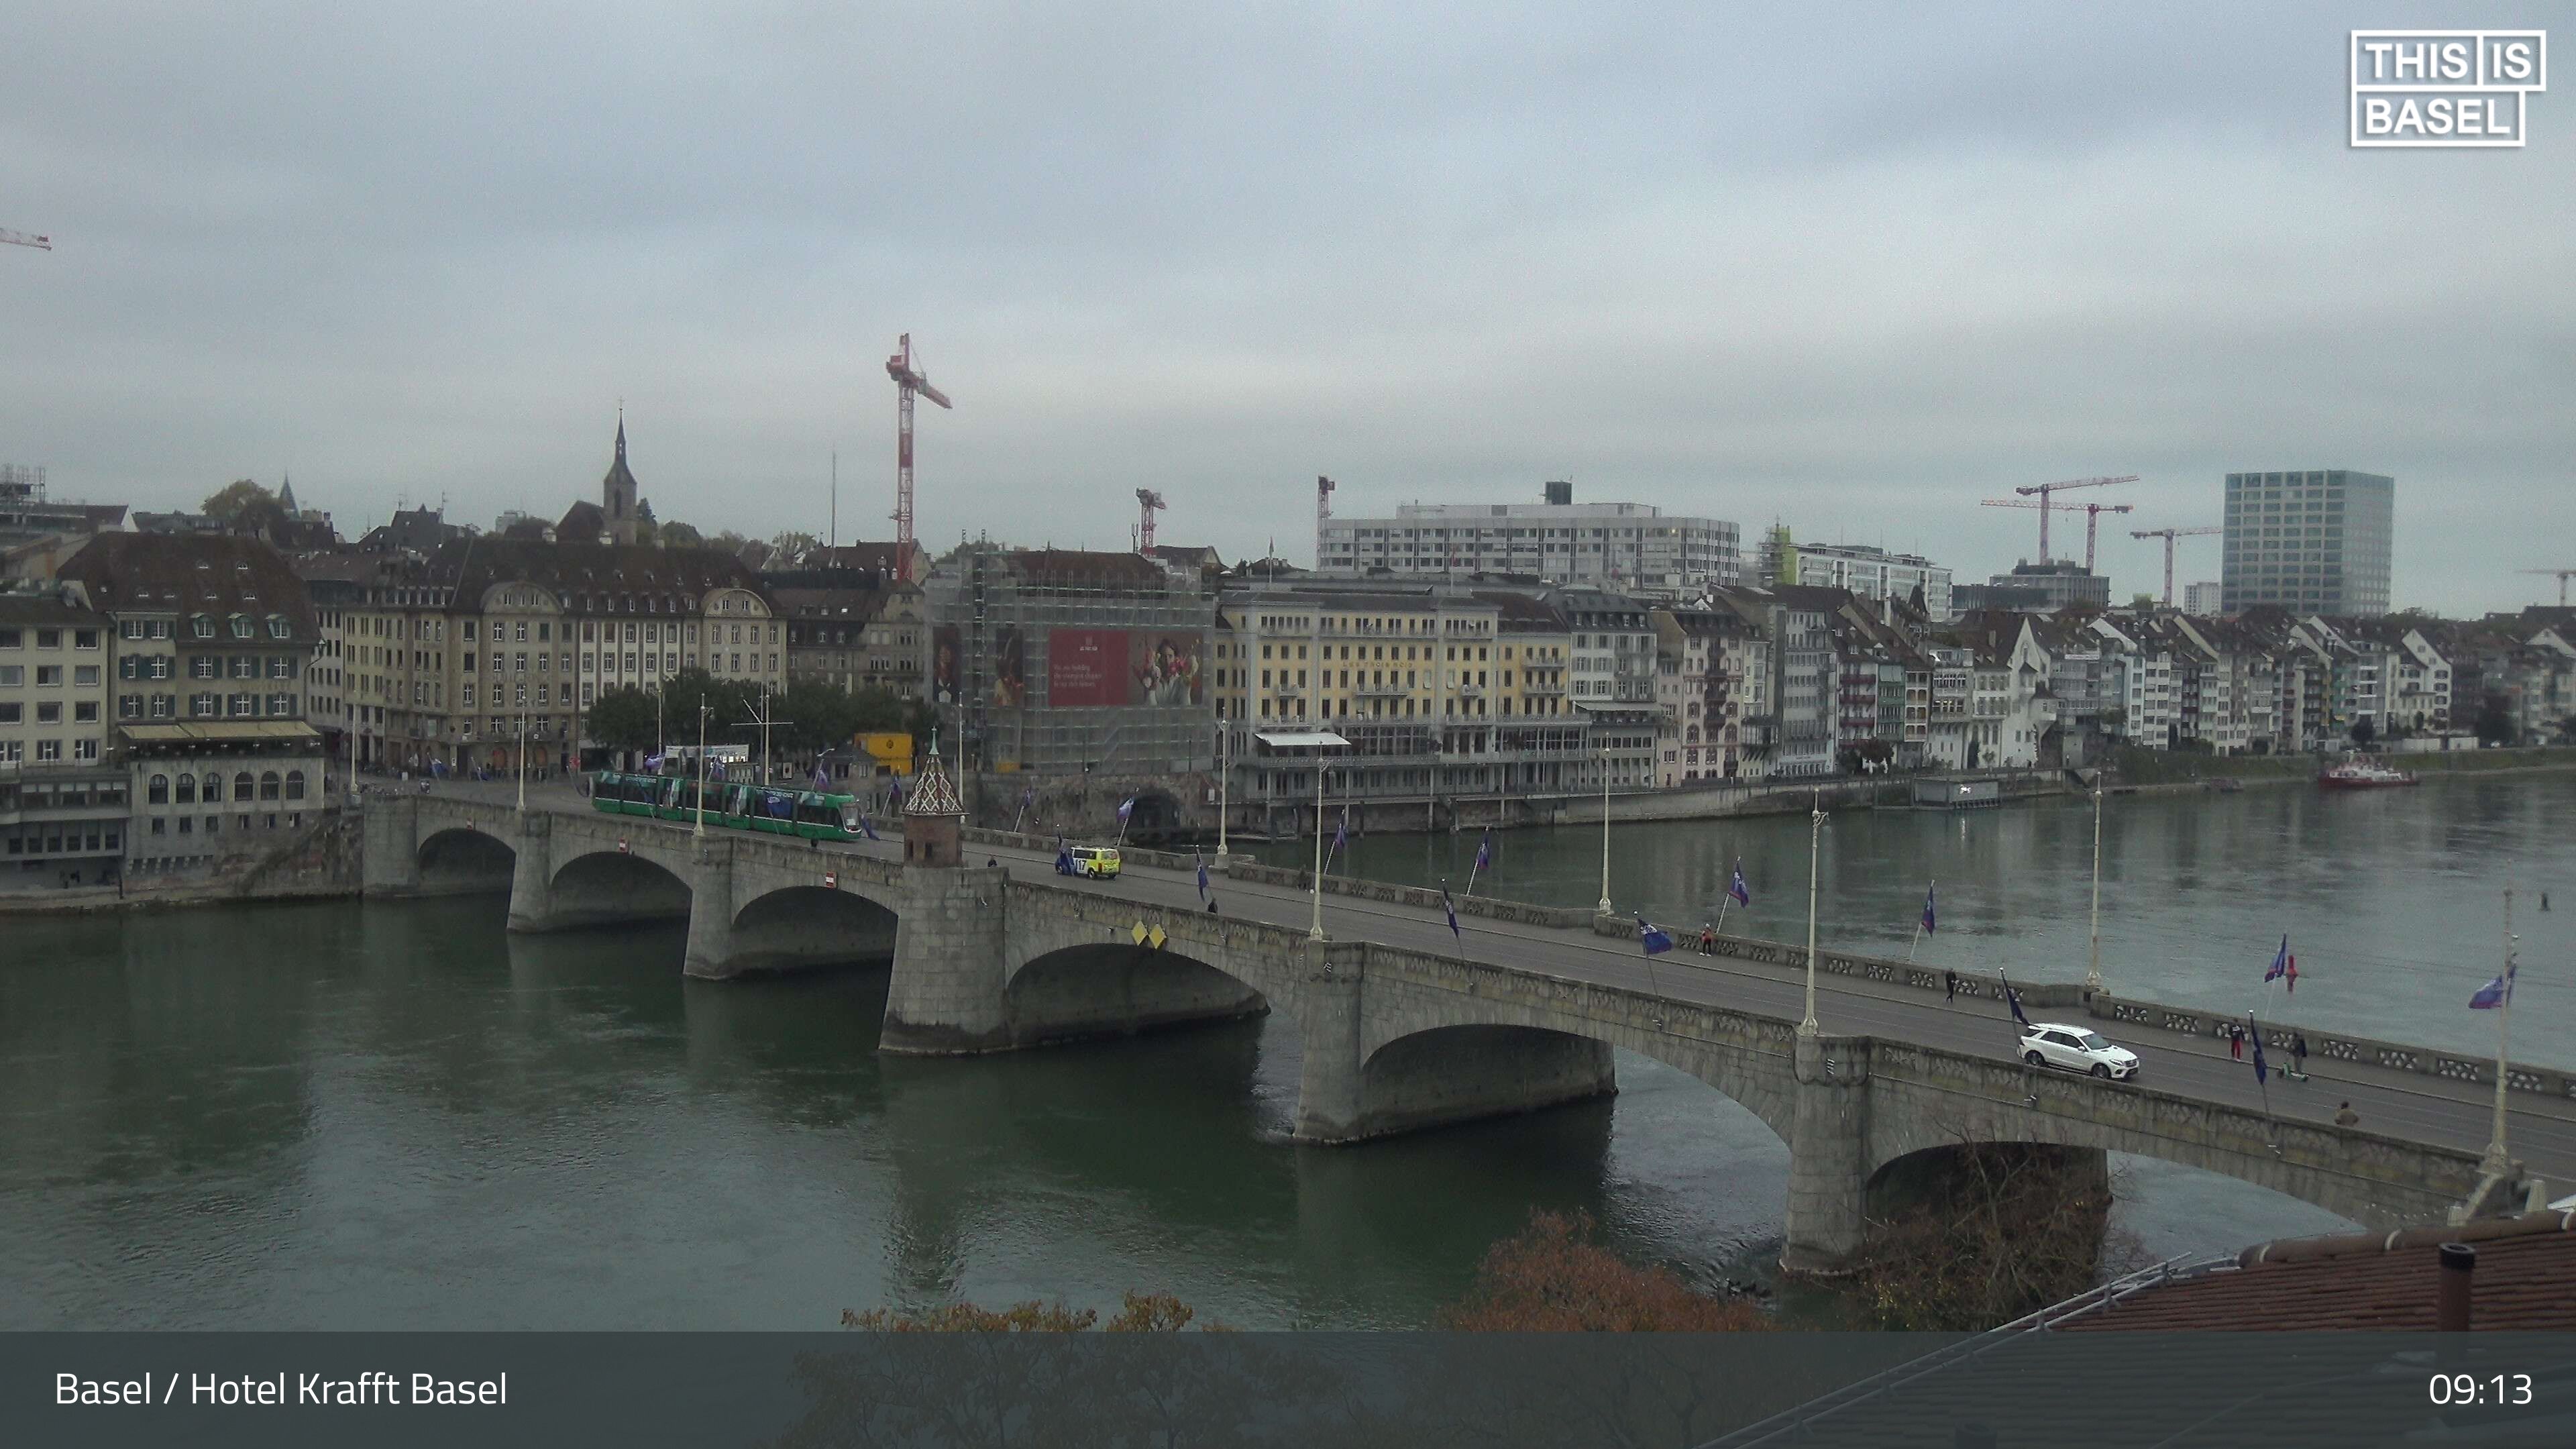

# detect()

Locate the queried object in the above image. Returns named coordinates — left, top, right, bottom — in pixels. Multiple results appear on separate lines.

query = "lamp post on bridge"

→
left=693, top=703, right=710, bottom=839
left=1215, top=718, right=1229, bottom=861
left=1596, top=746, right=1613, bottom=916
left=1302, top=731, right=1350, bottom=943
left=1801, top=790, right=1825, bottom=1037
left=2084, top=775, right=2106, bottom=998
left=515, top=713, right=529, bottom=814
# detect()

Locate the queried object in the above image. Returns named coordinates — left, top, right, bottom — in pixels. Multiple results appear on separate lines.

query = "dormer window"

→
left=229, top=614, right=253, bottom=639
left=266, top=615, right=292, bottom=639
left=191, top=615, right=215, bottom=639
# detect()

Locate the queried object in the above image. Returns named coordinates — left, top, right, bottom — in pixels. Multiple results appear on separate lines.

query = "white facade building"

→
left=1317, top=482, right=1739, bottom=599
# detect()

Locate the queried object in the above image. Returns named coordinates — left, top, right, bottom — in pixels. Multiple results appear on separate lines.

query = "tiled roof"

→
left=556, top=500, right=607, bottom=541
left=769, top=584, right=900, bottom=623
left=903, top=749, right=965, bottom=818
left=1002, top=548, right=1171, bottom=589
left=53, top=533, right=319, bottom=640
left=0, top=591, right=107, bottom=625
left=2061, top=1210, right=2576, bottom=1332
left=422, top=539, right=772, bottom=614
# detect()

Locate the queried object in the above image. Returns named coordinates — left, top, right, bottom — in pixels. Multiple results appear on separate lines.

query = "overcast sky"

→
left=4, top=3, right=2569, bottom=613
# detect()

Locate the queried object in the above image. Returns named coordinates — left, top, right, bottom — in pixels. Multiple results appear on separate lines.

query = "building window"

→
left=149, top=774, right=170, bottom=804
left=286, top=770, right=306, bottom=800
left=233, top=772, right=254, bottom=802
left=260, top=771, right=281, bottom=800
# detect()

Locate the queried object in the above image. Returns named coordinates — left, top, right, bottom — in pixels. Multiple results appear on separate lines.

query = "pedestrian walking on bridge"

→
left=1944, top=968, right=1958, bottom=1003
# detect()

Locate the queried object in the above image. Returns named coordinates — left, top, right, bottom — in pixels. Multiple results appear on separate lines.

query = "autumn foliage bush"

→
left=1438, top=1210, right=1772, bottom=1332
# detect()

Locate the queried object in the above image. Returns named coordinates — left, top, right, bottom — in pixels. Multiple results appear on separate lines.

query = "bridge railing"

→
left=2088, top=991, right=2576, bottom=1102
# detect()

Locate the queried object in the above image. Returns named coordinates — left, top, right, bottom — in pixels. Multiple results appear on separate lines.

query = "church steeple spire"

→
left=602, top=408, right=640, bottom=545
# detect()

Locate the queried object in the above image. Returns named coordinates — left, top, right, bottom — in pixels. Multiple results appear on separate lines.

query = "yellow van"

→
left=1067, top=845, right=1122, bottom=879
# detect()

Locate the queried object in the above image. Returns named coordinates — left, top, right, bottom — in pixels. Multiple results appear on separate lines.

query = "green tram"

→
left=590, top=771, right=871, bottom=843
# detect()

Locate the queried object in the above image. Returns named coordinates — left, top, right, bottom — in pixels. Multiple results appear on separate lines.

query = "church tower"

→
left=602, top=413, right=640, bottom=545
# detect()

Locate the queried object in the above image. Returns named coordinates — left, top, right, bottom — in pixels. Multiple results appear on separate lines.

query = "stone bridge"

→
left=364, top=795, right=2523, bottom=1273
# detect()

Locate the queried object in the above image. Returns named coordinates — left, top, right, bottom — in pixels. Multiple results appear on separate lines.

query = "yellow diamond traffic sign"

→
left=1148, top=924, right=1167, bottom=950
left=1131, top=920, right=1148, bottom=945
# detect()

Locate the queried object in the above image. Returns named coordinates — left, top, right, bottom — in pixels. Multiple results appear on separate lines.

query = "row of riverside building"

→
left=5, top=434, right=2570, bottom=869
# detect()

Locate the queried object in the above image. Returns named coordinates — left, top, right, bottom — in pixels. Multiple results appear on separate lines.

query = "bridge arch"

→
left=1862, top=1087, right=2446, bottom=1233
left=1002, top=942, right=1271, bottom=1047
left=546, top=847, right=693, bottom=929
left=1356, top=998, right=1799, bottom=1147
left=417, top=824, right=517, bottom=894
left=725, top=884, right=902, bottom=973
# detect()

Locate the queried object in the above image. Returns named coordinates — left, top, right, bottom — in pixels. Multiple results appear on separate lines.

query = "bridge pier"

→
left=504, top=810, right=555, bottom=932
left=879, top=863, right=1016, bottom=1053
left=1781, top=1032, right=1872, bottom=1277
left=1292, top=943, right=1369, bottom=1142
left=682, top=837, right=740, bottom=980
left=360, top=794, right=421, bottom=895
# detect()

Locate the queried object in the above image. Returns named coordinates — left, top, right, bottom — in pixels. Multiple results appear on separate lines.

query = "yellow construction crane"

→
left=2520, top=568, right=2576, bottom=606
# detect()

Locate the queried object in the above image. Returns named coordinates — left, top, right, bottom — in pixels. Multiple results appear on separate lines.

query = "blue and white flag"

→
left=812, top=765, right=830, bottom=790
left=2002, top=973, right=2031, bottom=1028
left=1195, top=851, right=1210, bottom=902
left=888, top=775, right=904, bottom=806
left=858, top=814, right=879, bottom=842
left=1638, top=917, right=1674, bottom=955
left=2471, top=966, right=2516, bottom=1010
left=1473, top=831, right=1492, bottom=874
left=1054, top=837, right=1076, bottom=875
left=1022, top=784, right=1036, bottom=810
left=2263, top=934, right=2292, bottom=985
left=1729, top=861, right=1752, bottom=908
left=1116, top=796, right=1136, bottom=824
left=2249, top=1020, right=2269, bottom=1085
left=1921, top=882, right=1937, bottom=934
left=1441, top=881, right=1462, bottom=942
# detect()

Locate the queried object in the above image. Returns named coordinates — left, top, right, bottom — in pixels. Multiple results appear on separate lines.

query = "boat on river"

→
left=2317, top=755, right=2418, bottom=789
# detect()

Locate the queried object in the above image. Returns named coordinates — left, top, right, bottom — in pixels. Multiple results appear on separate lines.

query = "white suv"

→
left=2019, top=1022, right=2139, bottom=1081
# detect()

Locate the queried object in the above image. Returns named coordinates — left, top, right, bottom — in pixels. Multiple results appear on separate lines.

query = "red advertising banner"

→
left=1047, top=629, right=1130, bottom=707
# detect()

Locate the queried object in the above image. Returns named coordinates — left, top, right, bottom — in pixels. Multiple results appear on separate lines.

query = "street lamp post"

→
left=515, top=714, right=528, bottom=813
left=1215, top=718, right=1230, bottom=860
left=2084, top=777, right=2106, bottom=998
left=1309, top=751, right=1328, bottom=941
left=1801, top=791, right=1825, bottom=1036
left=1596, top=747, right=1613, bottom=916
left=693, top=703, right=710, bottom=837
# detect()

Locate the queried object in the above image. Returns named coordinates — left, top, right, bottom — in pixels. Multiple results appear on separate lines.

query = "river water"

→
left=4, top=775, right=2569, bottom=1330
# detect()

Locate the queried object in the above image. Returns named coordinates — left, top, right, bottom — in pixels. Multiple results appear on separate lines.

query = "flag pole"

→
left=1907, top=876, right=1933, bottom=964
left=2481, top=886, right=2517, bottom=1179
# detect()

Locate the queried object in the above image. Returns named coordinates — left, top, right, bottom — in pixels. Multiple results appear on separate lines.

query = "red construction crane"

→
left=1, top=227, right=52, bottom=251
left=2131, top=526, right=2222, bottom=606
left=1134, top=488, right=1166, bottom=553
left=2012, top=476, right=2139, bottom=561
left=884, top=333, right=952, bottom=584
left=2520, top=568, right=2576, bottom=606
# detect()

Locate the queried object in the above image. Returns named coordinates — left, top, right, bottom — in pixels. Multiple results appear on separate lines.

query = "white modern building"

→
left=1759, top=534, right=1953, bottom=620
left=1316, top=482, right=1739, bottom=598
left=2182, top=581, right=2224, bottom=616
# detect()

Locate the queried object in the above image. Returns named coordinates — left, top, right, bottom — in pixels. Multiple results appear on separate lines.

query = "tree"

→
left=586, top=686, right=661, bottom=755
left=2474, top=692, right=2515, bottom=747
left=201, top=479, right=276, bottom=521
left=657, top=520, right=705, bottom=550
left=1437, top=1210, right=1770, bottom=1331
left=1849, top=1141, right=2133, bottom=1331
left=706, top=529, right=749, bottom=555
left=633, top=498, right=659, bottom=547
left=770, top=529, right=821, bottom=563
left=2350, top=715, right=2377, bottom=747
